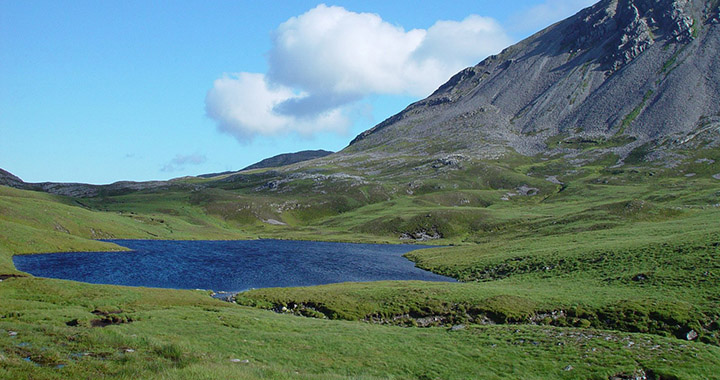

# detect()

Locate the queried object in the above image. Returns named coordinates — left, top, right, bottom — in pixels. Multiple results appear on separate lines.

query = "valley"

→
left=2, top=0, right=720, bottom=378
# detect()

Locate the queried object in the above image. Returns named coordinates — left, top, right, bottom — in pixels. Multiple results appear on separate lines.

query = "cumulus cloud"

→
left=510, top=0, right=596, bottom=33
left=266, top=5, right=425, bottom=98
left=206, top=4, right=511, bottom=142
left=205, top=73, right=349, bottom=141
left=161, top=153, right=207, bottom=172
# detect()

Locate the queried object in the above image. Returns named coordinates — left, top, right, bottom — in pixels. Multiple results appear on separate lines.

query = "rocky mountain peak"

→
left=565, top=0, right=699, bottom=73
left=346, top=0, right=720, bottom=165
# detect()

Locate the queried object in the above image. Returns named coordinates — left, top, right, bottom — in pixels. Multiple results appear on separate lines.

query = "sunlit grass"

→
left=1, top=146, right=719, bottom=378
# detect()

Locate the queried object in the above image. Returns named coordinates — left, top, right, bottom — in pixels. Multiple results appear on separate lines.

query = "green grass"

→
left=1, top=277, right=719, bottom=379
left=617, top=90, right=654, bottom=134
left=1, top=143, right=720, bottom=378
left=0, top=186, right=253, bottom=252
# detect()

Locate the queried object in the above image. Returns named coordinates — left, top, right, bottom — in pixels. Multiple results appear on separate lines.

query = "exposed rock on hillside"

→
left=347, top=0, right=720, bottom=163
left=3, top=0, right=719, bottom=198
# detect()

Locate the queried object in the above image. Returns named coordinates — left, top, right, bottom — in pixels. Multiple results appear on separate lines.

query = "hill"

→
left=240, top=149, right=334, bottom=171
left=197, top=149, right=334, bottom=178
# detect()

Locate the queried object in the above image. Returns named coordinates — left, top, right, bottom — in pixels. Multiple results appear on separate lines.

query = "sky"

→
left=0, top=0, right=595, bottom=184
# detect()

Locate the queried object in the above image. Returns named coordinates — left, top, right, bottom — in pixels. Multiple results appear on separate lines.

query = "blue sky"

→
left=0, top=0, right=594, bottom=184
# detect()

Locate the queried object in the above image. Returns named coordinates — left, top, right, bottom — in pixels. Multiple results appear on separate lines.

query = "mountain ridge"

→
left=347, top=0, right=720, bottom=165
left=199, top=149, right=334, bottom=178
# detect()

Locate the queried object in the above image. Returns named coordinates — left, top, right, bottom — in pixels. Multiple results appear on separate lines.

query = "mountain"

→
left=198, top=150, right=334, bottom=178
left=346, top=0, right=720, bottom=164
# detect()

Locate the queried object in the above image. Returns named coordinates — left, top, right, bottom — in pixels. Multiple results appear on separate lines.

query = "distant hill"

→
left=0, top=149, right=335, bottom=196
left=0, top=167, right=179, bottom=197
left=198, top=150, right=334, bottom=178
left=0, top=168, right=24, bottom=188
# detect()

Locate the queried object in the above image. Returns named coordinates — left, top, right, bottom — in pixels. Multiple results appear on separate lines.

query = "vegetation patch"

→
left=89, top=309, right=135, bottom=328
left=618, top=90, right=654, bottom=134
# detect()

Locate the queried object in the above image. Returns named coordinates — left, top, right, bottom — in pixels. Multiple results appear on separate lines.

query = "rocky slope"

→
left=0, top=169, right=24, bottom=188
left=346, top=0, right=720, bottom=163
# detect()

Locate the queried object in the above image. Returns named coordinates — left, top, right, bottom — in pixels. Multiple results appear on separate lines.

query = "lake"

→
left=13, top=239, right=455, bottom=292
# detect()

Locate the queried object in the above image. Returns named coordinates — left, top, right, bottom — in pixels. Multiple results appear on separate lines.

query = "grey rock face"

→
left=347, top=0, right=720, bottom=162
left=399, top=229, right=442, bottom=241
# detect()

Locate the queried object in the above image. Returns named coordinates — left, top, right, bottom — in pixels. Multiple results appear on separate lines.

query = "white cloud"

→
left=510, top=0, right=596, bottom=33
left=161, top=153, right=207, bottom=172
left=267, top=5, right=425, bottom=97
left=205, top=73, right=349, bottom=141
left=411, top=15, right=509, bottom=76
left=206, top=4, right=511, bottom=142
left=267, top=5, right=511, bottom=101
left=206, top=73, right=297, bottom=139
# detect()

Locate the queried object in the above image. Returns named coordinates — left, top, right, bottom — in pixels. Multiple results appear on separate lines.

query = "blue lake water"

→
left=13, top=239, right=455, bottom=292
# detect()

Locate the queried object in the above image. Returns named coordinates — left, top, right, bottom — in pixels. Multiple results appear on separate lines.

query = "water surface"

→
left=13, top=239, right=454, bottom=292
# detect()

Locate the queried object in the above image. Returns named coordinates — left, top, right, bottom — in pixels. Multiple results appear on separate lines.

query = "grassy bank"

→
left=238, top=209, right=720, bottom=343
left=2, top=276, right=719, bottom=379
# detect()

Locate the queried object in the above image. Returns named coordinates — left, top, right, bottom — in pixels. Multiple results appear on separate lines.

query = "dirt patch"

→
left=89, top=309, right=134, bottom=328
left=0, top=274, right=27, bottom=281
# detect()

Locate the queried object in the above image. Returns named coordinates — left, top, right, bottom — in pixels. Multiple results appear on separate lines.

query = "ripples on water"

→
left=13, top=239, right=455, bottom=292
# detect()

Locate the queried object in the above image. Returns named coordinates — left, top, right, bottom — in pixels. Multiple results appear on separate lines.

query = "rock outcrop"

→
left=0, top=169, right=25, bottom=188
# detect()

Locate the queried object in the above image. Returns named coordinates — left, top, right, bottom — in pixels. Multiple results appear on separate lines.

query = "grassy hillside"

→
left=1, top=144, right=720, bottom=378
